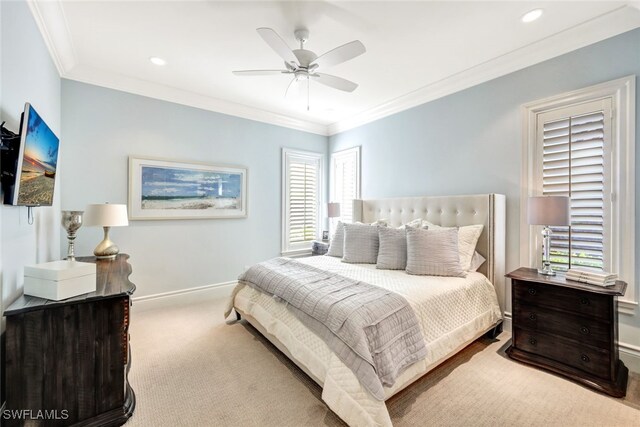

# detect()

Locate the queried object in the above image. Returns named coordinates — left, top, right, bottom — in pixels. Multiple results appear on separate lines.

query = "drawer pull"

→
left=528, top=288, right=537, bottom=296
left=581, top=354, right=590, bottom=363
left=529, top=338, right=537, bottom=346
left=580, top=297, right=590, bottom=305
left=580, top=326, right=590, bottom=335
left=528, top=313, right=537, bottom=321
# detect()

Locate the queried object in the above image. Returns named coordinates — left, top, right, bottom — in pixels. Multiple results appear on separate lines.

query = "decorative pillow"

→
left=469, top=251, right=486, bottom=272
left=327, top=221, right=345, bottom=257
left=422, top=221, right=484, bottom=271
left=376, top=227, right=408, bottom=270
left=327, top=220, right=388, bottom=258
left=342, top=223, right=380, bottom=264
left=405, top=227, right=465, bottom=277
left=397, top=218, right=423, bottom=229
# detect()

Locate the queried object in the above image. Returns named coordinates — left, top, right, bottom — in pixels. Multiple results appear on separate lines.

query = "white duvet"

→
left=228, top=256, right=502, bottom=427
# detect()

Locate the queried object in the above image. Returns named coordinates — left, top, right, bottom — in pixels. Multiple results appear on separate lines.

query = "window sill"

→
left=281, top=249, right=312, bottom=258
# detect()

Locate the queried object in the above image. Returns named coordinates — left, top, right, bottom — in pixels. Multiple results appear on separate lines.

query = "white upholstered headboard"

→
left=353, top=194, right=506, bottom=311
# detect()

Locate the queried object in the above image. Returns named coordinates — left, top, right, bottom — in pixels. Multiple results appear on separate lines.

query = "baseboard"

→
left=619, top=342, right=640, bottom=374
left=502, top=311, right=640, bottom=373
left=503, top=311, right=512, bottom=333
left=131, top=281, right=236, bottom=313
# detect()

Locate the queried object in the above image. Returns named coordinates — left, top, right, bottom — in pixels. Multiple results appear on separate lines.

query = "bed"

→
left=226, top=194, right=506, bottom=426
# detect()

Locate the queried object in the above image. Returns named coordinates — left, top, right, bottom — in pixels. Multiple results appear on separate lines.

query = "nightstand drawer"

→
left=513, top=303, right=611, bottom=347
left=514, top=327, right=611, bottom=379
left=513, top=280, right=611, bottom=320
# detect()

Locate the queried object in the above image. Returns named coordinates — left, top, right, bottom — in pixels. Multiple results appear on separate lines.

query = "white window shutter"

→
left=282, top=149, right=323, bottom=254
left=331, top=147, right=361, bottom=223
left=540, top=106, right=610, bottom=272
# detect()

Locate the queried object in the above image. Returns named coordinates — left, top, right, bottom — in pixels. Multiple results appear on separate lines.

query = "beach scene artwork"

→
left=141, top=166, right=242, bottom=210
left=16, top=105, right=59, bottom=206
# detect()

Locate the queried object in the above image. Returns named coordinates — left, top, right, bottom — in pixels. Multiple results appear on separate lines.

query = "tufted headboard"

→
left=353, top=194, right=506, bottom=311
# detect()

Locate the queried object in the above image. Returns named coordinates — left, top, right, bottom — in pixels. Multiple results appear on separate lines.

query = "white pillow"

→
left=327, top=221, right=345, bottom=257
left=405, top=227, right=465, bottom=277
left=342, top=223, right=380, bottom=264
left=397, top=218, right=423, bottom=229
left=469, top=251, right=486, bottom=272
left=422, top=221, right=484, bottom=271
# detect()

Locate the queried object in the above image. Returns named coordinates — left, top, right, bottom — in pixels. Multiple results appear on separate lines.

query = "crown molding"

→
left=27, top=0, right=77, bottom=76
left=28, top=2, right=640, bottom=137
left=327, top=5, right=640, bottom=135
left=64, top=65, right=330, bottom=136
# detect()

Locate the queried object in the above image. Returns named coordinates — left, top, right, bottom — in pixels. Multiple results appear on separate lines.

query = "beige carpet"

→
left=125, top=300, right=640, bottom=426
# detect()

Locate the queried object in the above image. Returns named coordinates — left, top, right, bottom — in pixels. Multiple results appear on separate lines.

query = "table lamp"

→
left=327, top=202, right=341, bottom=238
left=528, top=196, right=570, bottom=276
left=328, top=202, right=341, bottom=219
left=84, top=203, right=129, bottom=260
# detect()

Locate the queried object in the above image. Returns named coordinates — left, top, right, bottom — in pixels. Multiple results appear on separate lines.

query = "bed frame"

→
left=234, top=193, right=506, bottom=406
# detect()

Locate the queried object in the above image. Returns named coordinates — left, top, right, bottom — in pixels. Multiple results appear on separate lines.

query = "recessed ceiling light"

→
left=521, top=9, right=543, bottom=23
left=149, top=56, right=167, bottom=66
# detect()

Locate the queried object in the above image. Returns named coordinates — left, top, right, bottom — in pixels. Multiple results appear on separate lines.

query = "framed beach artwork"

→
left=128, top=157, right=247, bottom=220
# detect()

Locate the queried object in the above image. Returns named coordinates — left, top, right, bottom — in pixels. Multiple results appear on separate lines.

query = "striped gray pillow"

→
left=406, top=227, right=465, bottom=277
left=342, top=223, right=379, bottom=264
left=327, top=221, right=345, bottom=257
left=376, top=227, right=407, bottom=270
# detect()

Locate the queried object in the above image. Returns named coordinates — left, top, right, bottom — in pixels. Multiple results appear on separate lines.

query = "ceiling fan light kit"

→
left=233, top=27, right=366, bottom=110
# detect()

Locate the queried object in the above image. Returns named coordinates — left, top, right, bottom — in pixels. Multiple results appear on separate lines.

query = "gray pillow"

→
left=376, top=227, right=408, bottom=270
left=406, top=227, right=465, bottom=277
left=327, top=221, right=345, bottom=257
left=342, top=223, right=379, bottom=264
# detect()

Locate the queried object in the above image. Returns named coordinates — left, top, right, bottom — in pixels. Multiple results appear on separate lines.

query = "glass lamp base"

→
left=538, top=266, right=556, bottom=276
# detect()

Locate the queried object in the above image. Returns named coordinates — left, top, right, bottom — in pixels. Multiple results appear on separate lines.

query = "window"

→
left=538, top=101, right=611, bottom=272
left=521, top=76, right=636, bottom=311
left=282, top=148, right=323, bottom=255
left=330, top=146, right=361, bottom=223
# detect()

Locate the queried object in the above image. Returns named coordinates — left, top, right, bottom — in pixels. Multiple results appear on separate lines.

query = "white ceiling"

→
left=31, top=1, right=640, bottom=135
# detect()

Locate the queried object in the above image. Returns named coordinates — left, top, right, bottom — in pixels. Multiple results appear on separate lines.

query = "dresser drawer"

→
left=513, top=302, right=611, bottom=347
left=513, top=280, right=611, bottom=320
left=513, top=327, right=611, bottom=379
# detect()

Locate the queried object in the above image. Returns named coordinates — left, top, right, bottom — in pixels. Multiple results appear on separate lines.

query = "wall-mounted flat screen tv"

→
left=6, top=103, right=60, bottom=206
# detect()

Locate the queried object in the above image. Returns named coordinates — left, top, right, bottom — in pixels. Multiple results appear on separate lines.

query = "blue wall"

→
left=61, top=80, right=327, bottom=298
left=0, top=0, right=62, bottom=401
left=330, top=28, right=640, bottom=349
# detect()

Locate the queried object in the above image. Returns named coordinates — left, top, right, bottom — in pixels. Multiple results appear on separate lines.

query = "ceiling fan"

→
left=233, top=27, right=366, bottom=110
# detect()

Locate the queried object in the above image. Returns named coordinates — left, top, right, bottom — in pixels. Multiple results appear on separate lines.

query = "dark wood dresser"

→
left=3, top=254, right=136, bottom=426
left=506, top=267, right=628, bottom=397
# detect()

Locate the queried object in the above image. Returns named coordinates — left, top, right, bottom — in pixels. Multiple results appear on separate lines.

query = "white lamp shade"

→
left=528, top=196, right=570, bottom=226
left=84, top=204, right=129, bottom=227
left=327, top=202, right=341, bottom=218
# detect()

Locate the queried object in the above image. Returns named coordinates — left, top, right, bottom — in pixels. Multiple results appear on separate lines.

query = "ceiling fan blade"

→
left=232, top=70, right=288, bottom=76
left=311, top=40, right=365, bottom=69
left=256, top=27, right=299, bottom=66
left=312, top=73, right=358, bottom=92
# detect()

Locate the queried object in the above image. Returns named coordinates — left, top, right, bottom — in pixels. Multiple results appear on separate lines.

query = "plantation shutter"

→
left=288, top=160, right=318, bottom=244
left=331, top=147, right=361, bottom=223
left=539, top=100, right=611, bottom=272
left=283, top=149, right=322, bottom=253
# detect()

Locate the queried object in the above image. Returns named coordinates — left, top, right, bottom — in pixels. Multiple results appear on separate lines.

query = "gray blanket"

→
left=238, top=257, right=427, bottom=400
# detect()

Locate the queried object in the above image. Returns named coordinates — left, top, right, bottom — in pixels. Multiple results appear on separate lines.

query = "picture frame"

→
left=128, top=156, right=247, bottom=220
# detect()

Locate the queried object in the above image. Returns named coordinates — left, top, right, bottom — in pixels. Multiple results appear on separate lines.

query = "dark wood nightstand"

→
left=506, top=267, right=628, bottom=397
left=4, top=254, right=136, bottom=426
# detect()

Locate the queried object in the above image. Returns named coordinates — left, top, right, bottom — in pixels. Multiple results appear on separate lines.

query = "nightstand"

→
left=506, top=267, right=628, bottom=397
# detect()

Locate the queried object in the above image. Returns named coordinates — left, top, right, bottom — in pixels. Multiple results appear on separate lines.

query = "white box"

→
left=24, top=260, right=97, bottom=301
